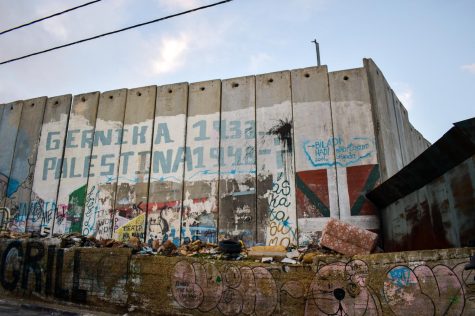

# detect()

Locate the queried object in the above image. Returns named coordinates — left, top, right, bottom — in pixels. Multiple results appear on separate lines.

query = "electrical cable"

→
left=0, top=0, right=102, bottom=35
left=0, top=0, right=233, bottom=66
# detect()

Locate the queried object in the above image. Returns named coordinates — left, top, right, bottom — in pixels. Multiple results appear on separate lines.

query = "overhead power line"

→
left=0, top=0, right=233, bottom=66
left=0, top=0, right=103, bottom=36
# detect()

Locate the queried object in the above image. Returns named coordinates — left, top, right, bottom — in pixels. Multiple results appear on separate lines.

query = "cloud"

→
left=461, top=63, right=475, bottom=74
left=157, top=0, right=203, bottom=11
left=249, top=52, right=272, bottom=72
left=394, top=83, right=414, bottom=110
left=149, top=34, right=190, bottom=75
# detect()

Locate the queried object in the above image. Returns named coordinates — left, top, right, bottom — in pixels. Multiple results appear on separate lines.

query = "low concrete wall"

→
left=0, top=239, right=473, bottom=315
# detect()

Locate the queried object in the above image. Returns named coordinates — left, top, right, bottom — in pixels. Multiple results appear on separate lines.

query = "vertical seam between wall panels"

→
left=363, top=61, right=385, bottom=184
left=82, top=93, right=100, bottom=236
left=179, top=84, right=190, bottom=245
left=111, top=90, right=128, bottom=240
left=391, top=90, right=405, bottom=167
left=327, top=70, right=341, bottom=218
left=289, top=71, right=298, bottom=246
left=25, top=97, right=48, bottom=232
left=51, top=96, right=73, bottom=235
left=253, top=76, right=258, bottom=244
left=3, top=101, right=23, bottom=209
left=216, top=80, right=223, bottom=244
left=143, top=87, right=157, bottom=243
left=363, top=62, right=386, bottom=235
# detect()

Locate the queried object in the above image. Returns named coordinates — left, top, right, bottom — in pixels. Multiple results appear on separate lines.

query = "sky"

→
left=0, top=0, right=473, bottom=143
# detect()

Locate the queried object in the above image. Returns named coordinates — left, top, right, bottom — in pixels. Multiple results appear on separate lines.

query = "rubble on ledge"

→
left=0, top=219, right=382, bottom=263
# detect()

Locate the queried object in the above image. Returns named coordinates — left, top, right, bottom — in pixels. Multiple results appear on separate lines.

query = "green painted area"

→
left=68, top=184, right=87, bottom=233
left=295, top=174, right=330, bottom=217
left=351, top=165, right=380, bottom=216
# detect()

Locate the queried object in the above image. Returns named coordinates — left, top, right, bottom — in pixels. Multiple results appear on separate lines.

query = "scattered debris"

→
left=319, top=218, right=378, bottom=256
left=248, top=245, right=287, bottom=258
left=0, top=225, right=372, bottom=262
left=158, top=240, right=177, bottom=256
left=218, top=239, right=242, bottom=254
left=281, top=258, right=297, bottom=264
left=286, top=249, right=300, bottom=259
left=301, top=252, right=319, bottom=264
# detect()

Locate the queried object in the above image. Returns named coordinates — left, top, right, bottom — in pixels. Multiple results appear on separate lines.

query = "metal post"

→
left=312, top=39, right=321, bottom=66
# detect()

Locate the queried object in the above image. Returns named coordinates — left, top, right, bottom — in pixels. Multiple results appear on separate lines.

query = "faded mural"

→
left=0, top=66, right=388, bottom=246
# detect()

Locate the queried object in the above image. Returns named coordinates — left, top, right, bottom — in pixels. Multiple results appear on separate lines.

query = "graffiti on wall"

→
left=0, top=239, right=473, bottom=315
left=170, top=258, right=474, bottom=315
left=0, top=70, right=387, bottom=246
left=0, top=241, right=129, bottom=304
left=303, top=136, right=375, bottom=168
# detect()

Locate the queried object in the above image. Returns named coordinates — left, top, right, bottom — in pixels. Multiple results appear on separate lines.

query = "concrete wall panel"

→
left=5, top=97, right=46, bottom=232
left=291, top=66, right=338, bottom=245
left=218, top=76, right=257, bottom=245
left=181, top=80, right=221, bottom=244
left=391, top=93, right=411, bottom=166
left=82, top=89, right=127, bottom=239
left=113, top=86, right=156, bottom=242
left=0, top=101, right=23, bottom=205
left=147, top=83, right=188, bottom=246
left=28, top=95, right=72, bottom=234
left=328, top=69, right=380, bottom=230
left=256, top=71, right=297, bottom=246
left=54, top=92, right=100, bottom=235
left=364, top=59, right=403, bottom=179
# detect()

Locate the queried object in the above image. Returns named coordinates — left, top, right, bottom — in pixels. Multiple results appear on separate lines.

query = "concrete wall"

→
left=0, top=239, right=473, bottom=315
left=0, top=60, right=425, bottom=246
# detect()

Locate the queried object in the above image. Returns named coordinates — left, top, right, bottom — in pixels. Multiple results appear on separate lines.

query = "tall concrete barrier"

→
left=0, top=101, right=23, bottom=207
left=28, top=95, right=72, bottom=234
left=113, top=86, right=156, bottom=242
left=292, top=66, right=338, bottom=244
left=54, top=92, right=100, bottom=235
left=147, top=83, right=188, bottom=246
left=329, top=69, right=380, bottom=231
left=83, top=89, right=127, bottom=240
left=218, top=76, right=257, bottom=244
left=256, top=71, right=297, bottom=246
left=182, top=80, right=221, bottom=244
left=5, top=97, right=46, bottom=232
left=0, top=60, right=427, bottom=246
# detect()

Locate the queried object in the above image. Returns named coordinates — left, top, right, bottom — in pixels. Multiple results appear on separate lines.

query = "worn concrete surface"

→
left=291, top=66, right=338, bottom=245
left=182, top=80, right=221, bottom=244
left=147, top=83, right=189, bottom=246
left=218, top=75, right=257, bottom=245
left=256, top=70, right=297, bottom=247
left=83, top=89, right=127, bottom=240
left=0, top=239, right=473, bottom=315
left=113, top=86, right=156, bottom=242
left=54, top=92, right=100, bottom=236
left=328, top=68, right=380, bottom=231
left=0, top=101, right=23, bottom=206
left=28, top=95, right=72, bottom=234
left=5, top=97, right=46, bottom=232
left=0, top=60, right=429, bottom=246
